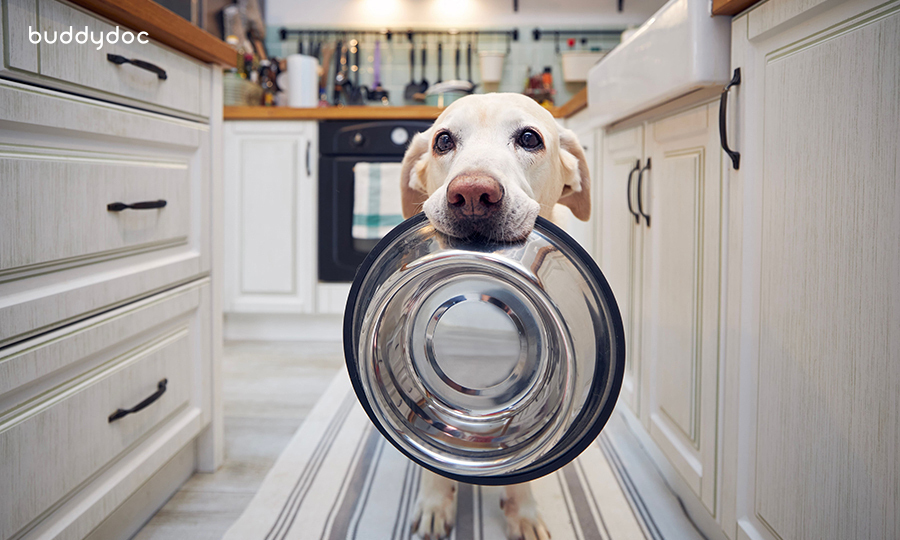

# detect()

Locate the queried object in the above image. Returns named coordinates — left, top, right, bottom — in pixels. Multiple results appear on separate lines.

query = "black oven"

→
left=318, top=120, right=434, bottom=282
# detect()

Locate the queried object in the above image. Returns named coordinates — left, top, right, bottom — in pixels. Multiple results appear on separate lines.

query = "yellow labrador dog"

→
left=398, top=93, right=591, bottom=540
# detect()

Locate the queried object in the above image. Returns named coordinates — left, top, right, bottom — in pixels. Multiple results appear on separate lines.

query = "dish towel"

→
left=352, top=162, right=405, bottom=240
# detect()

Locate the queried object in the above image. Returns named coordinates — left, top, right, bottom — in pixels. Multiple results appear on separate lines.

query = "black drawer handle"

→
left=626, top=159, right=641, bottom=224
left=719, top=68, right=741, bottom=170
left=109, top=379, right=168, bottom=422
left=636, top=158, right=651, bottom=227
left=107, top=200, right=167, bottom=212
left=107, top=53, right=168, bottom=80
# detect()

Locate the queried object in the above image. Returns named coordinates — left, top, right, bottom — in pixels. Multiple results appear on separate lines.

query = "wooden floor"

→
left=132, top=341, right=345, bottom=540
left=133, top=340, right=706, bottom=540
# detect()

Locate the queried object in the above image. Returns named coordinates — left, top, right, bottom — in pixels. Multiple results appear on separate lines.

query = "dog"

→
left=398, top=93, right=591, bottom=540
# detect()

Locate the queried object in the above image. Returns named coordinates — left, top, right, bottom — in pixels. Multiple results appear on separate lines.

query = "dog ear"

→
left=400, top=131, right=431, bottom=218
left=557, top=128, right=591, bottom=221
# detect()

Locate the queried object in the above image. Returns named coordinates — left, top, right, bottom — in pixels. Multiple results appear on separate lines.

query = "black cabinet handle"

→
left=107, top=200, right=167, bottom=212
left=636, top=158, right=651, bottom=227
left=719, top=68, right=741, bottom=170
left=107, top=53, right=168, bottom=80
left=109, top=379, right=168, bottom=422
left=306, top=141, right=312, bottom=176
left=626, top=159, right=641, bottom=224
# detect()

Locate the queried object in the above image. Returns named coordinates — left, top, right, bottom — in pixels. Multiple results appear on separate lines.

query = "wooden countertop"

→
left=69, top=0, right=237, bottom=67
left=224, top=88, right=589, bottom=121
left=711, top=0, right=763, bottom=15
left=224, top=105, right=445, bottom=121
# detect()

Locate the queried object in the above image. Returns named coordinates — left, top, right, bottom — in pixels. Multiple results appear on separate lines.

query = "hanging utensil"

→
left=333, top=38, right=346, bottom=106
left=319, top=40, right=335, bottom=105
left=404, top=34, right=418, bottom=102
left=367, top=39, right=389, bottom=103
left=417, top=39, right=430, bottom=94
left=436, top=38, right=443, bottom=84
left=455, top=36, right=461, bottom=81
left=466, top=37, right=474, bottom=84
left=346, top=37, right=365, bottom=105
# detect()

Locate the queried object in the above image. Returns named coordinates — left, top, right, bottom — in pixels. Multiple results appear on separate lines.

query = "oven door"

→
left=318, top=156, right=402, bottom=282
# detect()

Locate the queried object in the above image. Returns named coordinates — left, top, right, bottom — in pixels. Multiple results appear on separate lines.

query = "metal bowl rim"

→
left=343, top=213, right=626, bottom=485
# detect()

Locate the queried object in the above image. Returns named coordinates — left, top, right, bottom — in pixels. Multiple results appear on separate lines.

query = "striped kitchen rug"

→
left=223, top=369, right=649, bottom=540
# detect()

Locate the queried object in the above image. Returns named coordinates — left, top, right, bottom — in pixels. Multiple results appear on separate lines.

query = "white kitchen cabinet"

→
left=598, top=99, right=725, bottom=528
left=0, top=0, right=224, bottom=537
left=643, top=103, right=722, bottom=515
left=724, top=0, right=900, bottom=539
left=600, top=125, right=646, bottom=416
left=223, top=120, right=318, bottom=315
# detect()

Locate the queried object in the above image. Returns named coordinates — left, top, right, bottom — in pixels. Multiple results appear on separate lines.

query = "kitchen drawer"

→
left=0, top=280, right=209, bottom=540
left=2, top=0, right=208, bottom=119
left=0, top=146, right=191, bottom=274
left=0, top=78, right=210, bottom=347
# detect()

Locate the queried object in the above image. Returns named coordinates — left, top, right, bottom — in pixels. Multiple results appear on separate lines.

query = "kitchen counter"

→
left=224, top=88, right=589, bottom=121
left=69, top=0, right=237, bottom=67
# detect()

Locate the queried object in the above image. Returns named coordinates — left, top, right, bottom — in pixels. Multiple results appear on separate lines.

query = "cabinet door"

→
left=600, top=125, right=644, bottom=415
left=727, top=1, right=900, bottom=539
left=643, top=103, right=722, bottom=514
left=224, top=121, right=318, bottom=314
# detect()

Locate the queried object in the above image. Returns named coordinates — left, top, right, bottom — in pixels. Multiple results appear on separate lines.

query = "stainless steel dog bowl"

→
left=343, top=214, right=625, bottom=485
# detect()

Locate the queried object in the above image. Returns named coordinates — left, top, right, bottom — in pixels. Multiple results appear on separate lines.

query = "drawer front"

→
left=0, top=281, right=207, bottom=540
left=3, top=0, right=206, bottom=118
left=0, top=149, right=191, bottom=275
left=0, top=79, right=209, bottom=347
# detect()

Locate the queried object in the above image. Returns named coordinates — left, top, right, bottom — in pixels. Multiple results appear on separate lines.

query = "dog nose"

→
left=446, top=175, right=503, bottom=218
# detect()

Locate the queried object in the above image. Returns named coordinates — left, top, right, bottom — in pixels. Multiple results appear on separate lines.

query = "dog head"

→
left=400, top=93, right=590, bottom=241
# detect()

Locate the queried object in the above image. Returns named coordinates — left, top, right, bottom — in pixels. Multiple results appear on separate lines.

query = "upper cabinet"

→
left=725, top=0, right=900, bottom=539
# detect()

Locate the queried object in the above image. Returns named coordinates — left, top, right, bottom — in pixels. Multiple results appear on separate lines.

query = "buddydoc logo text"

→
left=29, top=26, right=149, bottom=50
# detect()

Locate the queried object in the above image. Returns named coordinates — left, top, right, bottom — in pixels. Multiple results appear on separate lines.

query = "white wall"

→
left=266, top=0, right=666, bottom=28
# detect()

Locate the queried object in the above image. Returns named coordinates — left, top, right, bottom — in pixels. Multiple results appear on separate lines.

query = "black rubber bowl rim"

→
left=342, top=213, right=626, bottom=485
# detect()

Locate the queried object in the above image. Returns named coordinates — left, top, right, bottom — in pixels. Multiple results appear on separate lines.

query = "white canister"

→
left=478, top=51, right=506, bottom=83
left=286, top=54, right=319, bottom=108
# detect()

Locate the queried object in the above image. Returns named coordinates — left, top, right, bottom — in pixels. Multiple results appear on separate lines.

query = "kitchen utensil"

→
left=424, top=90, right=469, bottom=107
left=466, top=39, right=473, bottom=84
left=332, top=39, right=345, bottom=105
left=455, top=38, right=461, bottom=80
left=367, top=39, right=390, bottom=103
left=319, top=42, right=335, bottom=101
left=417, top=40, right=429, bottom=95
left=404, top=35, right=418, bottom=102
left=423, top=79, right=475, bottom=107
left=344, top=214, right=625, bottom=484
left=436, top=40, right=443, bottom=83
left=346, top=38, right=366, bottom=105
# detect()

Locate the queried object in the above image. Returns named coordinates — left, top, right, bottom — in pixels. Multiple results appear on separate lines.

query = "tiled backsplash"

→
left=265, top=27, right=621, bottom=106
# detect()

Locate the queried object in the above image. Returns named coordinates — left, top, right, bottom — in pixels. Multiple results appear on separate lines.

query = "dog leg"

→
left=411, top=470, right=457, bottom=540
left=501, top=483, right=550, bottom=540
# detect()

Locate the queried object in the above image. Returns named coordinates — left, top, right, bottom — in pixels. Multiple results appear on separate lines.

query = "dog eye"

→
left=516, top=129, right=543, bottom=150
left=434, top=132, right=456, bottom=154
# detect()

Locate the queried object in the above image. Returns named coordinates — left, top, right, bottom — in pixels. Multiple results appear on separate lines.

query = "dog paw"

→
left=501, top=496, right=550, bottom=540
left=411, top=486, right=456, bottom=540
